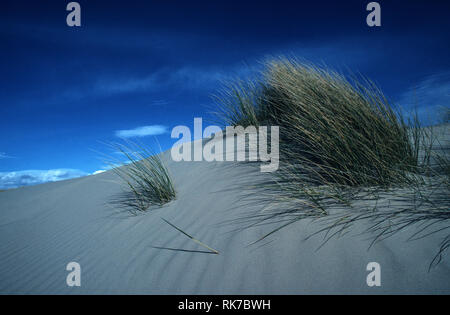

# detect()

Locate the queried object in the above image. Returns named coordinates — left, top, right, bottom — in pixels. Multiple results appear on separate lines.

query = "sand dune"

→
left=0, top=133, right=449, bottom=294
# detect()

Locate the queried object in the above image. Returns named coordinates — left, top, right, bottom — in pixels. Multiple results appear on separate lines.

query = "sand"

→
left=0, top=130, right=449, bottom=294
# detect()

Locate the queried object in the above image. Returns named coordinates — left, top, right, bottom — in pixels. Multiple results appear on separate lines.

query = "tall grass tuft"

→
left=110, top=141, right=176, bottom=212
left=215, top=56, right=449, bottom=266
left=217, top=58, right=421, bottom=187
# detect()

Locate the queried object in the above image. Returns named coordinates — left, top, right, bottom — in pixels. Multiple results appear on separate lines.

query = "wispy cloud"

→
left=149, top=99, right=171, bottom=107
left=0, top=169, right=88, bottom=190
left=94, top=63, right=258, bottom=97
left=397, top=72, right=450, bottom=124
left=95, top=75, right=158, bottom=95
left=115, top=125, right=168, bottom=138
left=0, top=152, right=13, bottom=159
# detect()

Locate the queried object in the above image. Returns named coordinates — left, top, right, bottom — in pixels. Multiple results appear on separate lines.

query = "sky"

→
left=1, top=0, right=449, bottom=189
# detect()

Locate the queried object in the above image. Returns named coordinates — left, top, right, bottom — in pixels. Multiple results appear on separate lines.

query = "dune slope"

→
left=0, top=135, right=449, bottom=294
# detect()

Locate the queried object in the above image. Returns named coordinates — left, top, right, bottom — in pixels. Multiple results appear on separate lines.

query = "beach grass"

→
left=110, top=141, right=176, bottom=212
left=215, top=56, right=449, bottom=266
left=217, top=57, right=423, bottom=187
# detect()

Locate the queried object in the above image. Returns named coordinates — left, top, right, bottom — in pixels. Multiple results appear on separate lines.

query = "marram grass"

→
left=216, top=56, right=449, bottom=267
left=110, top=141, right=176, bottom=213
left=217, top=57, right=421, bottom=187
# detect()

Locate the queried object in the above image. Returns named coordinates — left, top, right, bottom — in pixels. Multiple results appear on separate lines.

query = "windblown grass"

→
left=217, top=58, right=421, bottom=187
left=213, top=80, right=265, bottom=127
left=215, top=56, right=449, bottom=267
left=110, top=141, right=176, bottom=213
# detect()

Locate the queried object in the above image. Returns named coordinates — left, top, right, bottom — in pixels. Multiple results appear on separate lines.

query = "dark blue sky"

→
left=1, top=0, right=449, bottom=188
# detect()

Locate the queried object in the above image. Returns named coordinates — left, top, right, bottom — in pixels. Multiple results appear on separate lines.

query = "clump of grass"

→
left=110, top=141, right=176, bottom=212
left=218, top=58, right=421, bottom=187
left=216, top=56, right=449, bottom=267
left=216, top=57, right=428, bottom=222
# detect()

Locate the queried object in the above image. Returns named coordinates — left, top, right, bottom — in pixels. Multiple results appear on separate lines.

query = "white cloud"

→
left=115, top=125, right=168, bottom=138
left=0, top=169, right=88, bottom=190
left=92, top=170, right=106, bottom=175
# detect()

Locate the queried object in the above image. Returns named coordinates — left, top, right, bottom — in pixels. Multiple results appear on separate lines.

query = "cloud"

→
left=92, top=170, right=106, bottom=175
left=0, top=152, right=13, bottom=159
left=397, top=72, right=450, bottom=124
left=94, top=63, right=257, bottom=97
left=115, top=125, right=168, bottom=138
left=96, top=75, right=157, bottom=95
left=0, top=169, right=88, bottom=190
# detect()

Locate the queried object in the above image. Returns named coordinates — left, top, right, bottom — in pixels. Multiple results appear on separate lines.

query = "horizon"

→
left=1, top=0, right=450, bottom=189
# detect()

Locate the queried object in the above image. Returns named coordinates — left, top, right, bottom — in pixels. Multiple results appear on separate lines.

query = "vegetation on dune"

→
left=110, top=141, right=176, bottom=213
left=217, top=58, right=422, bottom=187
left=216, top=56, right=450, bottom=267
